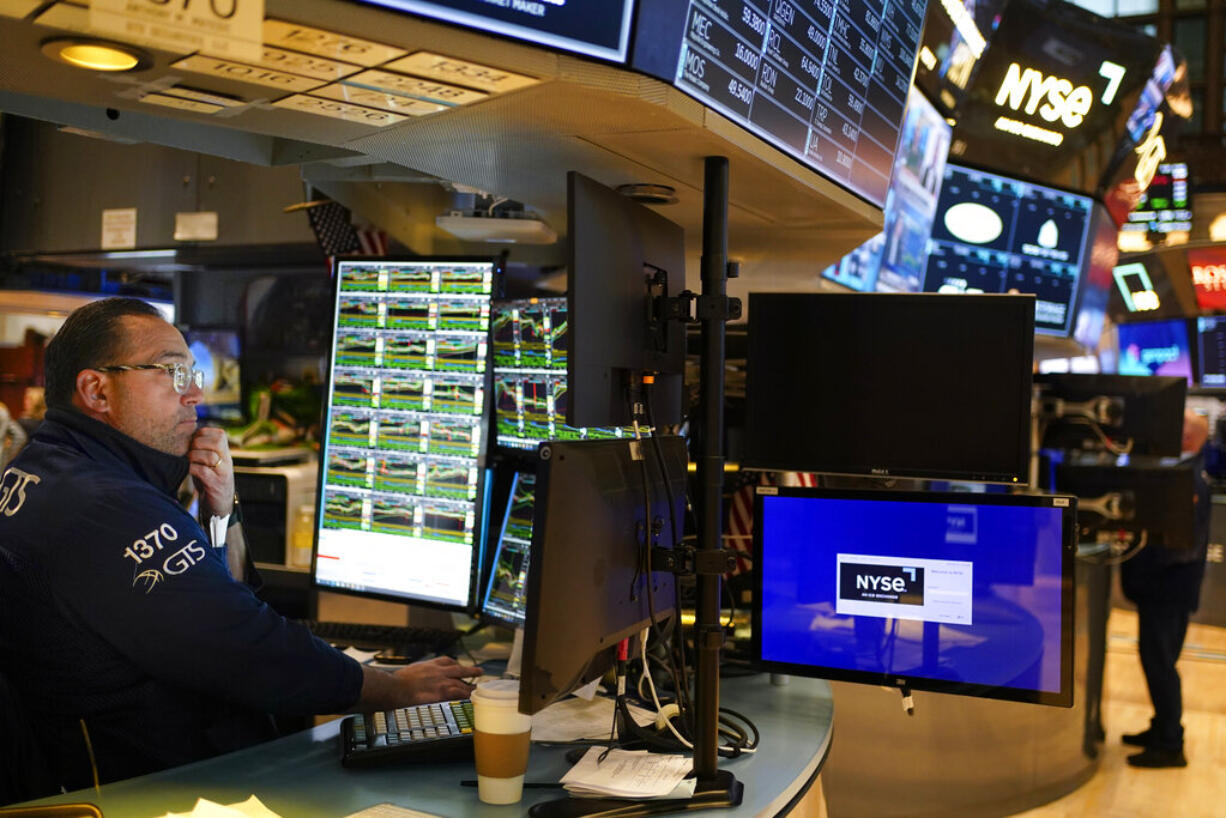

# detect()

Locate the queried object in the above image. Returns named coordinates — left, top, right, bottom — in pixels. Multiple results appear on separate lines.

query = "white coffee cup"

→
left=470, top=679, right=533, bottom=804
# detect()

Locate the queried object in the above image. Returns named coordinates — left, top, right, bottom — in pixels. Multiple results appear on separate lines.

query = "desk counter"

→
left=28, top=675, right=833, bottom=818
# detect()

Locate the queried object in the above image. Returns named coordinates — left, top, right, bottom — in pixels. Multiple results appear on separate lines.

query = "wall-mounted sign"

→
left=171, top=55, right=323, bottom=93
left=262, top=19, right=407, bottom=67
left=1113, top=262, right=1160, bottom=312
left=343, top=69, right=490, bottom=106
left=101, top=207, right=137, bottom=251
left=272, top=94, right=409, bottom=126
left=1188, top=248, right=1226, bottom=311
left=311, top=83, right=447, bottom=116
left=174, top=211, right=219, bottom=242
left=90, top=0, right=263, bottom=62
left=382, top=52, right=537, bottom=94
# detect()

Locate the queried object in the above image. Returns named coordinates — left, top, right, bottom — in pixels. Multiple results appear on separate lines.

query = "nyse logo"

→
left=839, top=563, right=925, bottom=606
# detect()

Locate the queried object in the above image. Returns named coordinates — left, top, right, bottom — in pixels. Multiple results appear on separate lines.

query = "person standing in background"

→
left=1120, top=409, right=1211, bottom=768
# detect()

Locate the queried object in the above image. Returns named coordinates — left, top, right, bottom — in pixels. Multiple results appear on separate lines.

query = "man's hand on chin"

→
left=188, top=427, right=234, bottom=517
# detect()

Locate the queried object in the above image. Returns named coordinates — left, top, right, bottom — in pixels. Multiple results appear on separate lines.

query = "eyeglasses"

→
left=95, top=362, right=205, bottom=395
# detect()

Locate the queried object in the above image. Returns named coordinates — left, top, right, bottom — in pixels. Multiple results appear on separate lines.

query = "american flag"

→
left=304, top=199, right=388, bottom=257
left=724, top=471, right=818, bottom=577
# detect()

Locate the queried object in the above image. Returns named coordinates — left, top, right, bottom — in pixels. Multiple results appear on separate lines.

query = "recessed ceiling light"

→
left=40, top=38, right=152, bottom=72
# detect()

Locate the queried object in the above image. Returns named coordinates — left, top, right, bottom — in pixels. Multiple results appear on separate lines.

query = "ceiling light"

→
left=41, top=38, right=152, bottom=72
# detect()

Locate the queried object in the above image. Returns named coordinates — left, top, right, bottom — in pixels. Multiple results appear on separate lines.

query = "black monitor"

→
left=922, top=163, right=1096, bottom=337
left=1196, top=316, right=1226, bottom=388
left=313, top=256, right=497, bottom=611
left=182, top=327, right=243, bottom=423
left=490, top=297, right=635, bottom=452
left=753, top=487, right=1077, bottom=707
left=567, top=171, right=685, bottom=428
left=744, top=292, right=1035, bottom=483
left=1056, top=454, right=1196, bottom=552
left=1036, top=373, right=1186, bottom=457
left=519, top=436, right=686, bottom=715
left=480, top=471, right=537, bottom=628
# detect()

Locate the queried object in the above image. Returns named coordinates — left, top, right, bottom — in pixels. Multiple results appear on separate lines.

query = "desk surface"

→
left=29, top=675, right=833, bottom=818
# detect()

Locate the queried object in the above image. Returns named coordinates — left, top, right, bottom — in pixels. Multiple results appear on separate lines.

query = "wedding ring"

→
left=212, top=453, right=221, bottom=470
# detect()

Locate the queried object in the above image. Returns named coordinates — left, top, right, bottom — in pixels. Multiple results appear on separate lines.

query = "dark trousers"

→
left=1136, top=602, right=1191, bottom=750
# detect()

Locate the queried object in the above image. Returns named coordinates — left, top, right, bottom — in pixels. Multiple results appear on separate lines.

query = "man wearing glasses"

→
left=0, top=298, right=479, bottom=797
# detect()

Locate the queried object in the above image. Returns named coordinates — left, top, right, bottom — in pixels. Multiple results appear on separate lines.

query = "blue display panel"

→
left=658, top=0, right=929, bottom=208
left=821, top=86, right=951, bottom=292
left=359, top=0, right=636, bottom=62
left=753, top=488, right=1075, bottom=706
left=923, top=163, right=1094, bottom=336
left=315, top=258, right=495, bottom=611
left=1117, top=317, right=1192, bottom=383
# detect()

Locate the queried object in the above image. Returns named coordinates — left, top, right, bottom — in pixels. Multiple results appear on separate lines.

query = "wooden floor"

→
left=1008, top=609, right=1226, bottom=818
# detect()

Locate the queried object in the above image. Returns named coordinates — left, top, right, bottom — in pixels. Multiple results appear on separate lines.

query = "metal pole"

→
left=694, top=155, right=729, bottom=778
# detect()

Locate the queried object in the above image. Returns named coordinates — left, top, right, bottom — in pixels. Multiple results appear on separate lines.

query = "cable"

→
left=1059, top=416, right=1133, bottom=456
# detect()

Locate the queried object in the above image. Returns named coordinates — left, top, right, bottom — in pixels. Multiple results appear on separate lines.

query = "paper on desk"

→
left=530, top=696, right=656, bottom=742
left=343, top=647, right=381, bottom=664
left=560, top=747, right=695, bottom=800
left=158, top=795, right=281, bottom=818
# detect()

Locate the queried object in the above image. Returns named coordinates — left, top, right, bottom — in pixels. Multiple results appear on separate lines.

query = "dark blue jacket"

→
left=0, top=409, right=362, bottom=789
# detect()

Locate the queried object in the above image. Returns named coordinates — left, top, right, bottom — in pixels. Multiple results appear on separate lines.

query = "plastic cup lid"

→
left=473, top=679, right=520, bottom=701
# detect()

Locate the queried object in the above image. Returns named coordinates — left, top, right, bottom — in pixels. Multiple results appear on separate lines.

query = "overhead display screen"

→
left=1197, top=317, right=1226, bottom=388
left=923, top=163, right=1093, bottom=336
left=664, top=0, right=929, bottom=208
left=946, top=0, right=1162, bottom=195
left=1117, top=318, right=1192, bottom=383
left=1121, top=162, right=1192, bottom=239
left=359, top=0, right=636, bottom=62
left=822, top=86, right=952, bottom=292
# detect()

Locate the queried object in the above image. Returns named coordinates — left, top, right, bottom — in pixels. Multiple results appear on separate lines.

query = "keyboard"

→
left=341, top=700, right=474, bottom=767
left=300, top=620, right=462, bottom=655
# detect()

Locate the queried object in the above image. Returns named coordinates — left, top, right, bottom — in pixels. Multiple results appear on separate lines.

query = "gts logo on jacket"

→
left=0, top=467, right=40, bottom=516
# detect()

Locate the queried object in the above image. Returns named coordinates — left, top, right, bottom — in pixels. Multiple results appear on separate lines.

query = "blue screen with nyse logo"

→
left=754, top=489, right=1074, bottom=706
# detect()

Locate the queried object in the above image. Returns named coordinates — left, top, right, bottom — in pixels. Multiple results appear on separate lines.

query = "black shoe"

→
left=1122, top=729, right=1154, bottom=747
left=1126, top=747, right=1187, bottom=768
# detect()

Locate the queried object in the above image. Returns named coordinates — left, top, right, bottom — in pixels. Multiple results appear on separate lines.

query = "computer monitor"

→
left=744, top=292, right=1035, bottom=484
left=1056, top=453, right=1196, bottom=552
left=1117, top=318, right=1193, bottom=383
left=567, top=171, right=685, bottom=428
left=821, top=88, right=954, bottom=294
left=182, top=327, right=242, bottom=423
left=490, top=297, right=635, bottom=453
left=1196, top=316, right=1226, bottom=388
left=312, top=256, right=496, bottom=611
left=922, top=163, right=1095, bottom=337
left=753, top=487, right=1076, bottom=707
left=519, top=435, right=686, bottom=715
left=480, top=471, right=537, bottom=628
left=1036, top=373, right=1187, bottom=457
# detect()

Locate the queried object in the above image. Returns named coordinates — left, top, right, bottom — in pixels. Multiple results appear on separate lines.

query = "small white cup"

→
left=470, top=679, right=533, bottom=805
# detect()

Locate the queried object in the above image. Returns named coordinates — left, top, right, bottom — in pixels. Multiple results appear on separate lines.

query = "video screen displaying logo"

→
left=839, top=563, right=925, bottom=606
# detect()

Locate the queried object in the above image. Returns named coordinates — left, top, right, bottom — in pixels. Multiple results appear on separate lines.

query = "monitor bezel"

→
left=310, top=254, right=500, bottom=613
left=751, top=486, right=1077, bottom=708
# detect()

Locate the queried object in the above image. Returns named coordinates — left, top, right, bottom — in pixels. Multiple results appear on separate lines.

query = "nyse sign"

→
left=992, top=60, right=1126, bottom=147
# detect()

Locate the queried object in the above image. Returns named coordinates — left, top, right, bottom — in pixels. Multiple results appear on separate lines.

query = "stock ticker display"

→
left=491, top=298, right=634, bottom=452
left=671, top=0, right=928, bottom=207
left=315, top=259, right=493, bottom=608
left=481, top=472, right=537, bottom=626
